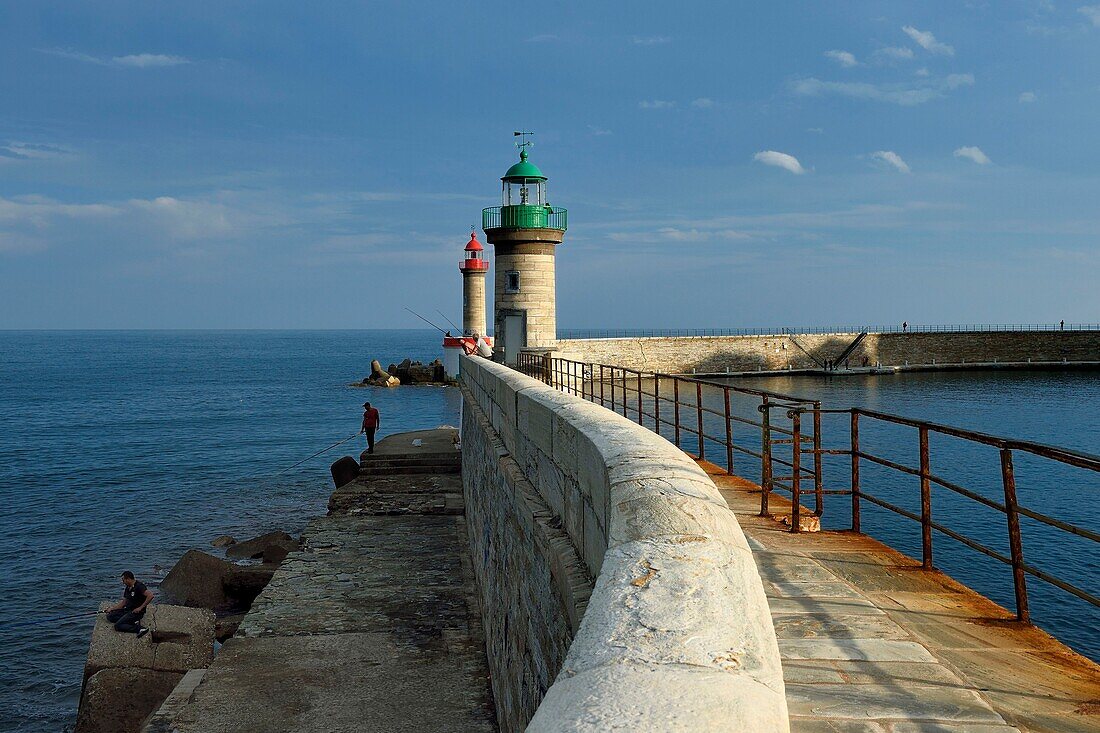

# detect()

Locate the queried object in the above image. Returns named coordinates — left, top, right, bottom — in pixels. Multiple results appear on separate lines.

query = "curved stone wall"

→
left=459, top=355, right=788, bottom=732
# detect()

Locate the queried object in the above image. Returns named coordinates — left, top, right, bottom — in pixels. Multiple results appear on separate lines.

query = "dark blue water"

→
left=705, top=370, right=1099, bottom=662
left=0, top=330, right=460, bottom=733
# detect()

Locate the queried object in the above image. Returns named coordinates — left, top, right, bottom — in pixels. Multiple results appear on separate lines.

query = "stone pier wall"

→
left=459, top=355, right=788, bottom=732
left=553, top=330, right=1100, bottom=374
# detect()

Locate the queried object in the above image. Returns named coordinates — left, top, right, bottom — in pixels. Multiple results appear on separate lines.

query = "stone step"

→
left=360, top=454, right=460, bottom=467
left=357, top=463, right=461, bottom=476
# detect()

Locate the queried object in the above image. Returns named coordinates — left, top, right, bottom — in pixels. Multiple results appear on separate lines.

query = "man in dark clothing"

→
left=106, top=570, right=152, bottom=637
left=361, top=401, right=381, bottom=454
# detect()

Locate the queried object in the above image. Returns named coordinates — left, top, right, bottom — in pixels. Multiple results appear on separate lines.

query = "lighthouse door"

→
left=503, top=313, right=526, bottom=365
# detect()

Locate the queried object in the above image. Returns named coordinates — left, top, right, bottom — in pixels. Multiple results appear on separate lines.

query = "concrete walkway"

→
left=703, top=462, right=1100, bottom=733
left=146, top=430, right=496, bottom=733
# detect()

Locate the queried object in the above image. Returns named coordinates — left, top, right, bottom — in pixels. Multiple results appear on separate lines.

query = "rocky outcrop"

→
left=76, top=604, right=215, bottom=733
left=225, top=531, right=298, bottom=561
left=387, top=358, right=447, bottom=384
left=210, top=535, right=235, bottom=548
left=360, top=359, right=400, bottom=387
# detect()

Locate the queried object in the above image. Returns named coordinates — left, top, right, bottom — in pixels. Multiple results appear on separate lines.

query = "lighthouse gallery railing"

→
left=514, top=352, right=1100, bottom=627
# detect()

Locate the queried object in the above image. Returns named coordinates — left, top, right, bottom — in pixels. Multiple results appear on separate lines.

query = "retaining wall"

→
left=553, top=330, right=1100, bottom=374
left=459, top=354, right=788, bottom=732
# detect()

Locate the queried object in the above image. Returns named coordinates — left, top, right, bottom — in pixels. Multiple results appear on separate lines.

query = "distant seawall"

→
left=553, top=330, right=1100, bottom=374
left=458, top=355, right=788, bottom=732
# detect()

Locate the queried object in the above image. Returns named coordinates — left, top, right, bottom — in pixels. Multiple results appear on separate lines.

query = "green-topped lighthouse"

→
left=482, top=133, right=568, bottom=364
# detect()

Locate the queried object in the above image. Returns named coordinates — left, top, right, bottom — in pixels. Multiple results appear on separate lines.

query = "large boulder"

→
left=364, top=359, right=400, bottom=387
left=210, top=535, right=236, bottom=548
left=330, top=455, right=360, bottom=489
left=74, top=668, right=183, bottom=733
left=225, top=531, right=298, bottom=561
left=159, top=550, right=233, bottom=609
left=223, top=564, right=277, bottom=605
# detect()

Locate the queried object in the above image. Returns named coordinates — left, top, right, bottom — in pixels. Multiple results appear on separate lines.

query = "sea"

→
left=0, top=332, right=1096, bottom=731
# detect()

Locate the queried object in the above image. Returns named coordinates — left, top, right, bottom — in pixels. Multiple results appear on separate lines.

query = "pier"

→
left=712, top=464, right=1099, bottom=732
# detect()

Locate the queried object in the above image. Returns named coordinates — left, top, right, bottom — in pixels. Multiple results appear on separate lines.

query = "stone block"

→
left=75, top=667, right=184, bottom=733
left=159, top=550, right=232, bottom=609
left=85, top=604, right=215, bottom=682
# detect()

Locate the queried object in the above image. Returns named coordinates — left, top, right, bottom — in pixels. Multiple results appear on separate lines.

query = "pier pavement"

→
left=145, top=429, right=495, bottom=733
left=702, top=461, right=1100, bottom=733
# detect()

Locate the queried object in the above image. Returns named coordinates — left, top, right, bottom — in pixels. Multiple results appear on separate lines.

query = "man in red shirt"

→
left=361, top=401, right=381, bottom=454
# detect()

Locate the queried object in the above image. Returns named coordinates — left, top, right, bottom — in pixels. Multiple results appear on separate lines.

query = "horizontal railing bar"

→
left=929, top=519, right=1014, bottom=566
left=860, top=492, right=923, bottom=523
left=857, top=451, right=922, bottom=478
left=1021, top=562, right=1100, bottom=607
left=1016, top=507, right=1100, bottom=543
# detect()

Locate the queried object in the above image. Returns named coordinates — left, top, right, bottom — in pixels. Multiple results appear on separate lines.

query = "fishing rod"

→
left=435, top=310, right=462, bottom=334
left=404, top=307, right=447, bottom=335
left=38, top=610, right=104, bottom=623
left=251, top=432, right=363, bottom=479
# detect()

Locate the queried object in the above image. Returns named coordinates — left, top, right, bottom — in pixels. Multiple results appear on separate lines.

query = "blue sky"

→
left=1, top=1, right=1098, bottom=329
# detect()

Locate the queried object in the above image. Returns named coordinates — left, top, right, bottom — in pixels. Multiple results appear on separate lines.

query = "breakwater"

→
left=554, top=329, right=1100, bottom=374
left=458, top=355, right=788, bottom=731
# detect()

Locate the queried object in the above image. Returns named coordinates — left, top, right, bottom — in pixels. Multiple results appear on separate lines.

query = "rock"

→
left=330, top=455, right=360, bottom=489
left=160, top=550, right=233, bottom=609
left=365, top=359, right=401, bottom=387
left=262, top=544, right=290, bottom=565
left=75, top=667, right=183, bottom=733
left=222, top=565, right=277, bottom=605
left=84, top=603, right=215, bottom=684
left=226, top=531, right=297, bottom=561
left=211, top=535, right=236, bottom=548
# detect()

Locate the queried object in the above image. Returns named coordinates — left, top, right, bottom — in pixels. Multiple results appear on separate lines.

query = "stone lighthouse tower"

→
left=459, top=229, right=489, bottom=337
left=483, top=136, right=568, bottom=364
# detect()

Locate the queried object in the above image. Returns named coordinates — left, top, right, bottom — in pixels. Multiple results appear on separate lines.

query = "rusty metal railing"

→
left=514, top=352, right=1100, bottom=625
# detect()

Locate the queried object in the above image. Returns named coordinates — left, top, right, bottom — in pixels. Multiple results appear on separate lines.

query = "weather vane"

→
left=513, top=130, right=534, bottom=153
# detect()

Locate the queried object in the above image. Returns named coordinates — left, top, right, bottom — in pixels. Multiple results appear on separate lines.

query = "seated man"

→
left=106, top=570, right=152, bottom=638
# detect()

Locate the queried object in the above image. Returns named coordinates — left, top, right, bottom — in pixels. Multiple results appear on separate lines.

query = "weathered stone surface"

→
left=160, top=550, right=232, bottom=609
left=225, top=531, right=297, bottom=561
left=210, top=535, right=235, bottom=548
left=213, top=613, right=246, bottom=642
left=75, top=667, right=183, bottom=733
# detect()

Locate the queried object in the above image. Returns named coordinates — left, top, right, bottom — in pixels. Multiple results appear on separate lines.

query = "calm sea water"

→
left=0, top=330, right=461, bottom=733
left=707, top=370, right=1100, bottom=661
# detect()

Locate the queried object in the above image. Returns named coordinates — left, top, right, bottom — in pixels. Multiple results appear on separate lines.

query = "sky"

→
left=1, top=1, right=1098, bottom=330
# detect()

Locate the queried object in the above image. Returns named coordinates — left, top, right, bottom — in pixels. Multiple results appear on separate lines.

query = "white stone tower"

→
left=482, top=138, right=567, bottom=364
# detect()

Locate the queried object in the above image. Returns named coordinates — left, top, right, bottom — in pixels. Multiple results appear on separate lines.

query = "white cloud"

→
left=1079, top=5, right=1100, bottom=26
left=791, top=72, right=972, bottom=106
left=525, top=34, right=559, bottom=43
left=753, top=151, right=806, bottom=175
left=632, top=35, right=672, bottom=45
left=902, top=25, right=955, bottom=55
left=638, top=99, right=675, bottom=109
left=113, top=54, right=190, bottom=68
left=1019, top=91, right=1038, bottom=103
left=870, top=150, right=911, bottom=173
left=825, top=50, right=858, bottom=67
left=915, top=67, right=930, bottom=77
left=610, top=227, right=750, bottom=243
left=954, top=146, right=991, bottom=165
left=37, top=47, right=190, bottom=68
left=587, top=125, right=612, bottom=136
left=0, top=142, right=72, bottom=162
left=875, top=46, right=915, bottom=61
left=691, top=97, right=715, bottom=108
left=807, top=127, right=825, bottom=134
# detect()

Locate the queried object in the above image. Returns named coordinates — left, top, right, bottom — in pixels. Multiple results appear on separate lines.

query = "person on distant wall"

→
left=902, top=321, right=908, bottom=332
left=361, top=401, right=381, bottom=454
left=105, top=571, right=152, bottom=637
left=1061, top=320, right=1065, bottom=330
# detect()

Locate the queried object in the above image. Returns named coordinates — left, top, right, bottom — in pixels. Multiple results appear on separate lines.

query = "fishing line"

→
left=245, top=432, right=363, bottom=480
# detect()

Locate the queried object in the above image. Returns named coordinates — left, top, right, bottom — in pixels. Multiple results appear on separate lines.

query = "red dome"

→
left=464, top=231, right=483, bottom=252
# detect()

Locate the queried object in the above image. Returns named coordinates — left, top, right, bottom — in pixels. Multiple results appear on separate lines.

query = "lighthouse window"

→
left=505, top=271, right=521, bottom=293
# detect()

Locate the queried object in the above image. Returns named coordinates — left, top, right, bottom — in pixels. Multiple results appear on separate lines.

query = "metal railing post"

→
left=851, top=410, right=861, bottom=532
left=813, top=402, right=823, bottom=517
left=609, top=367, right=615, bottom=412
left=760, top=397, right=771, bottom=517
left=724, top=388, right=733, bottom=475
left=919, top=426, right=933, bottom=569
left=791, top=411, right=802, bottom=533
left=654, top=374, right=661, bottom=436
left=673, top=378, right=681, bottom=448
left=599, top=364, right=605, bottom=407
left=696, top=381, right=705, bottom=459
left=1001, top=448, right=1030, bottom=622
left=637, top=371, right=643, bottom=426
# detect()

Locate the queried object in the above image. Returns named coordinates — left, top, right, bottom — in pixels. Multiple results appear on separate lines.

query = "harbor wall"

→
left=552, top=330, right=1100, bottom=374
left=458, top=354, right=788, bottom=732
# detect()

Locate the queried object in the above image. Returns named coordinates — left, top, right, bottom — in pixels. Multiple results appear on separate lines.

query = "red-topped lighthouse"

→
left=443, top=230, right=493, bottom=379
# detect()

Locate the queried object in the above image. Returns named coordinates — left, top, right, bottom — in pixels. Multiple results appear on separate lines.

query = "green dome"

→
left=502, top=148, right=547, bottom=182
